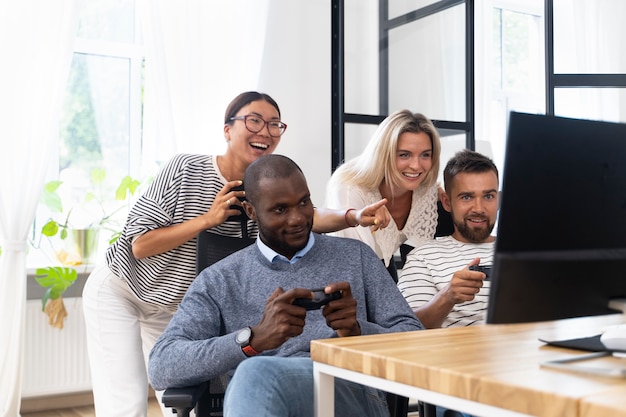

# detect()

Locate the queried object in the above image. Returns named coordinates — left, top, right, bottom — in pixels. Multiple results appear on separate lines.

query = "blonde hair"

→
left=329, top=109, right=441, bottom=198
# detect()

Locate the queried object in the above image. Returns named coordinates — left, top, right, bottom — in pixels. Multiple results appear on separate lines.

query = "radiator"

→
left=22, top=297, right=92, bottom=397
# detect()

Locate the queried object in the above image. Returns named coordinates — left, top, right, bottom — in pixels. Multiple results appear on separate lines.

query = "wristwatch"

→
left=236, top=327, right=261, bottom=357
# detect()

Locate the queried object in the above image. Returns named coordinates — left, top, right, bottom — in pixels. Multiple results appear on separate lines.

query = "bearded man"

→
left=398, top=149, right=499, bottom=329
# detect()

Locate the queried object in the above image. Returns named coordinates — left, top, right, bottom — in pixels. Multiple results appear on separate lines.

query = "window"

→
left=477, top=0, right=545, bottom=180
left=29, top=0, right=145, bottom=268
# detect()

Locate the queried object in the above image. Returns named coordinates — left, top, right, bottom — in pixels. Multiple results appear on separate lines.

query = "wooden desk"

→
left=311, top=314, right=626, bottom=417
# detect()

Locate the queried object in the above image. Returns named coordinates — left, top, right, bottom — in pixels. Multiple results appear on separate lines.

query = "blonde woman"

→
left=325, top=109, right=441, bottom=281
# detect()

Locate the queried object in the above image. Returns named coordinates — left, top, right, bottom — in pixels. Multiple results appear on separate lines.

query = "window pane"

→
left=554, top=0, right=626, bottom=74
left=344, top=0, right=380, bottom=115
left=388, top=4, right=466, bottom=122
left=555, top=88, right=626, bottom=123
left=343, top=1, right=466, bottom=120
left=78, top=0, right=135, bottom=43
left=488, top=3, right=544, bottom=181
left=48, top=52, right=133, bottom=258
left=60, top=53, right=131, bottom=192
left=439, top=133, right=468, bottom=166
left=493, top=8, right=543, bottom=93
left=344, top=123, right=379, bottom=162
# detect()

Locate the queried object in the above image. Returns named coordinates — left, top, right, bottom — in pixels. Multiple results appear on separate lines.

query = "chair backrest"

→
left=397, top=201, right=454, bottom=270
left=434, top=200, right=454, bottom=238
left=196, top=212, right=256, bottom=274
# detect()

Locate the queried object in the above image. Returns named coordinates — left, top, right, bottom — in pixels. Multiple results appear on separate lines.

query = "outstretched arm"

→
left=312, top=198, right=390, bottom=233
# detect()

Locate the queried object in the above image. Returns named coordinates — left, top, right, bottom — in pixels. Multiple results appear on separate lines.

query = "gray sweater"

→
left=148, top=233, right=423, bottom=390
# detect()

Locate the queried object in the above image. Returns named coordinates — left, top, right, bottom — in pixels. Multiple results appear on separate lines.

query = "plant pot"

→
left=69, top=228, right=100, bottom=264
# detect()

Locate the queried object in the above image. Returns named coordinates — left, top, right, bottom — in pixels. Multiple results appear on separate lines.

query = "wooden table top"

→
left=311, top=314, right=626, bottom=417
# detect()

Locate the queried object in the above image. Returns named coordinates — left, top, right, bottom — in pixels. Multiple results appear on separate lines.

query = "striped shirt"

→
left=106, top=154, right=258, bottom=311
left=397, top=235, right=494, bottom=327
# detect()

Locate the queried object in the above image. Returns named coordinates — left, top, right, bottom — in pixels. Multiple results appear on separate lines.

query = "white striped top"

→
left=106, top=154, right=257, bottom=311
left=397, top=235, right=494, bottom=327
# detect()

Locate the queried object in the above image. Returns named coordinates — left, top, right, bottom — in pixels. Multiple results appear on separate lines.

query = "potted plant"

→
left=32, top=168, right=144, bottom=328
left=34, top=266, right=77, bottom=329
left=39, top=168, right=141, bottom=257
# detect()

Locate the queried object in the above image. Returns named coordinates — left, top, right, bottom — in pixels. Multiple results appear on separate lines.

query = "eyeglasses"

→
left=230, top=114, right=287, bottom=137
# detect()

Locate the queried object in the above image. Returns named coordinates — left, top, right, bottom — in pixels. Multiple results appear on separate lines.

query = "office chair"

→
left=161, top=209, right=254, bottom=417
left=161, top=203, right=452, bottom=417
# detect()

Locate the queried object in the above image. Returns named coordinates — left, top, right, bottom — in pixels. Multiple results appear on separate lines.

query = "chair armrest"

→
left=162, top=382, right=208, bottom=409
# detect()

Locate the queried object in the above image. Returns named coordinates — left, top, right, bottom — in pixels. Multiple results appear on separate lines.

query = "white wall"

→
left=256, top=0, right=332, bottom=207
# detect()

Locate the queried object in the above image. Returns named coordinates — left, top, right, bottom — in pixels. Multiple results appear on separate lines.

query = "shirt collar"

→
left=256, top=232, right=315, bottom=264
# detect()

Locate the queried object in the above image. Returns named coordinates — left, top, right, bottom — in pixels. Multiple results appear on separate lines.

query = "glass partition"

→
left=389, top=4, right=465, bottom=121
left=555, top=88, right=626, bottom=123
left=554, top=0, right=626, bottom=74
left=336, top=0, right=473, bottom=169
left=344, top=0, right=380, bottom=115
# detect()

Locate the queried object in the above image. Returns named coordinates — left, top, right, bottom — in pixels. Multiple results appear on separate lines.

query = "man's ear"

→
left=440, top=191, right=452, bottom=213
left=242, top=200, right=256, bottom=220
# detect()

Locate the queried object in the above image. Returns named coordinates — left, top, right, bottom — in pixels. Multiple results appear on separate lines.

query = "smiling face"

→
left=393, top=131, right=433, bottom=193
left=245, top=172, right=314, bottom=259
left=442, top=171, right=499, bottom=243
left=224, top=99, right=282, bottom=168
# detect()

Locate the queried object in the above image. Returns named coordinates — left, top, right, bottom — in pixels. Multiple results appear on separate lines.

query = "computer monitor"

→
left=486, top=112, right=626, bottom=324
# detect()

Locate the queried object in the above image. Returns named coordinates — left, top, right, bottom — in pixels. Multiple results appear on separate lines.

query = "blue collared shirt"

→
left=256, top=232, right=315, bottom=264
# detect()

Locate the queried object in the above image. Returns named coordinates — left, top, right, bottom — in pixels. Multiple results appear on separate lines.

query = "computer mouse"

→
left=600, top=324, right=626, bottom=352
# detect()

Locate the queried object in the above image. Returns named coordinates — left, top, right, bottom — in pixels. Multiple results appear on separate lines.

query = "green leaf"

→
left=108, top=231, right=122, bottom=245
left=115, top=176, right=141, bottom=200
left=41, top=220, right=60, bottom=237
left=41, top=180, right=64, bottom=213
left=84, top=190, right=97, bottom=203
left=43, top=180, right=63, bottom=194
left=41, top=287, right=53, bottom=311
left=91, top=168, right=106, bottom=186
left=34, top=267, right=78, bottom=310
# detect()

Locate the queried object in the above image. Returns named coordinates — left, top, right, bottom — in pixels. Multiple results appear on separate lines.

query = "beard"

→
left=454, top=215, right=495, bottom=243
left=257, top=221, right=313, bottom=259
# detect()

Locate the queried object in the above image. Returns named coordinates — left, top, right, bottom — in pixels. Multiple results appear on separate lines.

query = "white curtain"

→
left=0, top=1, right=80, bottom=416
left=137, top=0, right=270, bottom=161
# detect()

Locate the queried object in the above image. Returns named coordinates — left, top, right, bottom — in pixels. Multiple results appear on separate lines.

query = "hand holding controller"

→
left=293, top=288, right=341, bottom=310
left=469, top=265, right=492, bottom=280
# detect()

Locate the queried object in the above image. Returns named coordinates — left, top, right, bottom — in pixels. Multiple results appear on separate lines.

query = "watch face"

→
left=236, top=327, right=251, bottom=345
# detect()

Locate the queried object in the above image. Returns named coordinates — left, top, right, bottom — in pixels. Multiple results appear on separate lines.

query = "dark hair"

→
left=224, top=91, right=281, bottom=124
left=244, top=155, right=304, bottom=204
left=443, top=149, right=499, bottom=192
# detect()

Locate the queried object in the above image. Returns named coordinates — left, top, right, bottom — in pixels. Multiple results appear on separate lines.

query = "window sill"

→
left=26, top=265, right=94, bottom=301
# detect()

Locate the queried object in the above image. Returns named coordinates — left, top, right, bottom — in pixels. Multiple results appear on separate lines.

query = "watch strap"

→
left=242, top=343, right=261, bottom=357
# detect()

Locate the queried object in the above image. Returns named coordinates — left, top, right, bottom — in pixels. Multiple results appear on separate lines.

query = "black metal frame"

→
left=331, top=0, right=475, bottom=172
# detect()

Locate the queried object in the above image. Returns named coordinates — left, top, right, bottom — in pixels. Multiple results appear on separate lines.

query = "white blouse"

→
left=326, top=183, right=438, bottom=266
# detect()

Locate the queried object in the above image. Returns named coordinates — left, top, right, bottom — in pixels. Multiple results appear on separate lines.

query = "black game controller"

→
left=293, top=288, right=341, bottom=310
left=227, top=183, right=248, bottom=220
left=469, top=265, right=492, bottom=280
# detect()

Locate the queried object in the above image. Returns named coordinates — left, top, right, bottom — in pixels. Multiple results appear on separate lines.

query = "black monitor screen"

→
left=487, top=112, right=626, bottom=324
